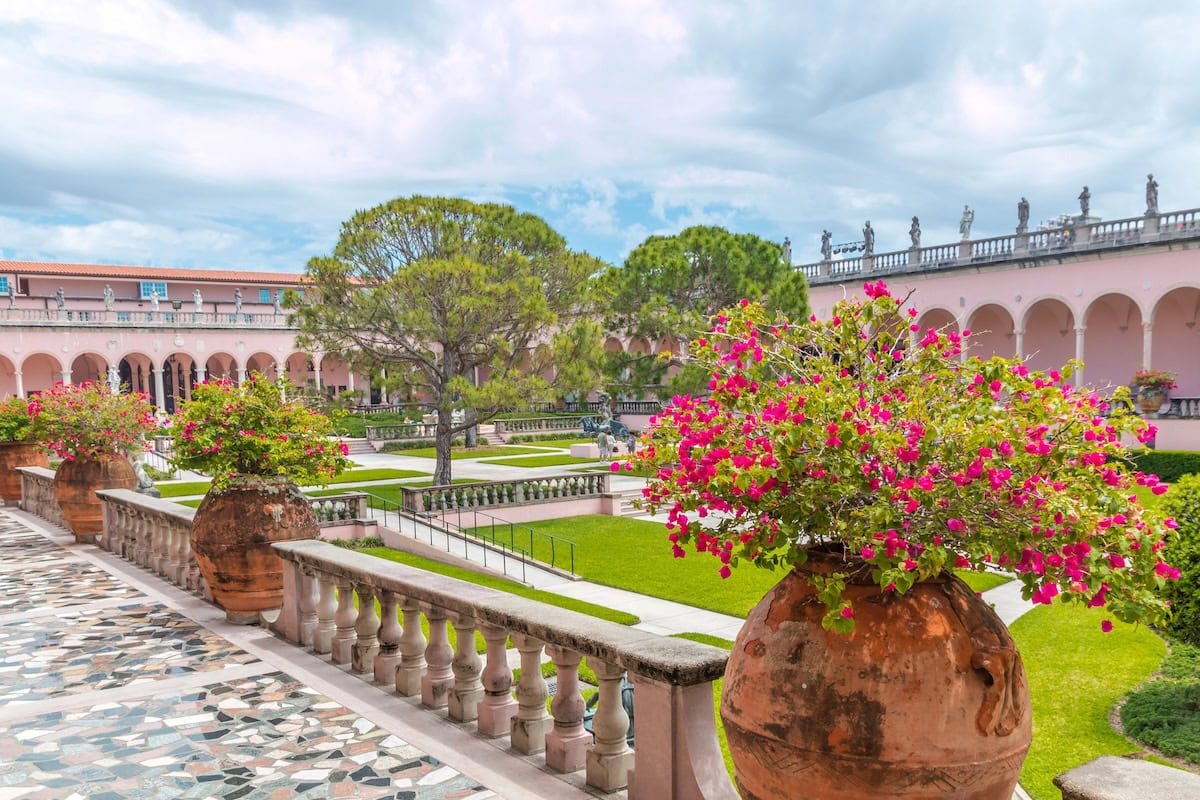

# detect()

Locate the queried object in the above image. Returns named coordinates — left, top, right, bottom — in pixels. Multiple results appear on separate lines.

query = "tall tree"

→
left=294, top=196, right=604, bottom=484
left=599, top=225, right=809, bottom=397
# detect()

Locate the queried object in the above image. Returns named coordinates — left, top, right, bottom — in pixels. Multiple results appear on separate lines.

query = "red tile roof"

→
left=0, top=260, right=306, bottom=285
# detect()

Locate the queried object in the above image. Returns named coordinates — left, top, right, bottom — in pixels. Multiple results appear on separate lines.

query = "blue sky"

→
left=1, top=1, right=1198, bottom=273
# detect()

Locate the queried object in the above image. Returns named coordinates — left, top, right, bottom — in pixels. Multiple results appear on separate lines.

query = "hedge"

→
left=1128, top=450, right=1200, bottom=483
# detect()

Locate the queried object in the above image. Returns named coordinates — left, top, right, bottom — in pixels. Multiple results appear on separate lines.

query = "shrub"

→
left=1160, top=475, right=1200, bottom=645
left=29, top=382, right=158, bottom=460
left=1130, top=450, right=1200, bottom=484
left=0, top=396, right=38, bottom=442
left=1120, top=679, right=1200, bottom=763
left=381, top=438, right=463, bottom=452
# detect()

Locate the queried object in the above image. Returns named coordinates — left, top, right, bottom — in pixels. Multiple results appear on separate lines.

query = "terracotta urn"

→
left=1137, top=388, right=1167, bottom=416
left=0, top=441, right=48, bottom=505
left=190, top=475, right=318, bottom=624
left=54, top=457, right=138, bottom=540
left=721, top=550, right=1031, bottom=800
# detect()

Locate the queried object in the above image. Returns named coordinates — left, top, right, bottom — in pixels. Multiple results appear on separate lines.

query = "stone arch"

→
left=965, top=304, right=1017, bottom=360
left=203, top=351, right=239, bottom=383
left=1021, top=298, right=1077, bottom=377
left=245, top=351, right=279, bottom=381
left=69, top=352, right=109, bottom=386
left=1082, top=293, right=1143, bottom=392
left=0, top=354, right=18, bottom=398
left=161, top=351, right=200, bottom=414
left=916, top=307, right=958, bottom=335
left=628, top=336, right=652, bottom=357
left=603, top=337, right=625, bottom=354
left=283, top=351, right=313, bottom=389
left=1150, top=286, right=1200, bottom=396
left=20, top=352, right=65, bottom=395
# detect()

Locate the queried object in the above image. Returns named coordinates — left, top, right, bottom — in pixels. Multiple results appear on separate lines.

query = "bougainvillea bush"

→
left=170, top=375, right=350, bottom=490
left=625, top=281, right=1179, bottom=633
left=29, top=382, right=157, bottom=460
left=0, top=396, right=39, bottom=442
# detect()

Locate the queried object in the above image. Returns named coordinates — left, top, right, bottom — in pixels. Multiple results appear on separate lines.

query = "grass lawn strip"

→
left=1009, top=603, right=1166, bottom=800
left=480, top=453, right=603, bottom=468
left=390, top=445, right=552, bottom=460
left=155, top=467, right=428, bottom=498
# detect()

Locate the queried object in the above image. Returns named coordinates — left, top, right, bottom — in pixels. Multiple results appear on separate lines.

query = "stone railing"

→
left=493, top=417, right=586, bottom=435
left=308, top=492, right=370, bottom=526
left=17, top=467, right=62, bottom=528
left=0, top=304, right=293, bottom=329
left=400, top=473, right=610, bottom=514
left=796, top=205, right=1200, bottom=284
left=1163, top=396, right=1200, bottom=419
left=273, top=539, right=736, bottom=799
left=97, top=489, right=208, bottom=596
left=365, top=423, right=438, bottom=441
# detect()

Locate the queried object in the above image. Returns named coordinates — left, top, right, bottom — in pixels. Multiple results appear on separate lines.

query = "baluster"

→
left=545, top=646, right=591, bottom=772
left=331, top=580, right=356, bottom=664
left=352, top=584, right=380, bottom=673
left=185, top=538, right=202, bottom=594
left=396, top=597, right=427, bottom=696
left=312, top=574, right=337, bottom=654
left=164, top=525, right=181, bottom=585
left=420, top=603, right=454, bottom=708
left=477, top=623, right=518, bottom=736
left=585, top=660, right=634, bottom=791
left=510, top=633, right=552, bottom=754
left=298, top=567, right=318, bottom=647
left=447, top=611, right=483, bottom=722
left=153, top=515, right=168, bottom=575
left=374, top=590, right=402, bottom=684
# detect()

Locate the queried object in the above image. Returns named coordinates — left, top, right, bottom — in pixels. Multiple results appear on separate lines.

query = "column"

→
left=14, top=371, right=23, bottom=398
left=1142, top=321, right=1153, bottom=369
left=107, top=365, right=120, bottom=393
left=1013, top=329, right=1024, bottom=360
left=153, top=368, right=166, bottom=413
left=312, top=356, right=322, bottom=392
left=195, top=365, right=206, bottom=384
left=60, top=369, right=72, bottom=385
left=347, top=371, right=355, bottom=392
left=1075, top=327, right=1086, bottom=388
left=236, top=366, right=247, bottom=385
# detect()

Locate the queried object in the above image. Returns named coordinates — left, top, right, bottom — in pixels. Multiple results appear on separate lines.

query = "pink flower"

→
left=840, top=605, right=854, bottom=619
left=1101, top=620, right=1113, bottom=633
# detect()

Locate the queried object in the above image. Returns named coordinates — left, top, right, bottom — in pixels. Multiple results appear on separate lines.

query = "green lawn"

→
left=959, top=570, right=1012, bottom=593
left=154, top=467, right=427, bottom=498
left=480, top=453, right=602, bottom=468
left=156, top=480, right=212, bottom=498
left=396, top=445, right=550, bottom=459
left=1010, top=603, right=1167, bottom=799
left=510, top=436, right=592, bottom=448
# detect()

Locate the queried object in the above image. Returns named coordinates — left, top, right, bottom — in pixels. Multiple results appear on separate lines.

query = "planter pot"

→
left=0, top=441, right=48, bottom=505
left=54, top=457, right=138, bottom=540
left=1138, top=389, right=1167, bottom=416
left=190, top=476, right=318, bottom=624
left=721, top=551, right=1031, bottom=800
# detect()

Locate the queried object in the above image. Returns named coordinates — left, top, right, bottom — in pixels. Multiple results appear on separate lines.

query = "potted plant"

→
left=29, top=382, right=157, bottom=539
left=625, top=281, right=1179, bottom=800
left=170, top=375, right=350, bottom=623
left=0, top=396, right=48, bottom=505
left=1132, top=367, right=1178, bottom=416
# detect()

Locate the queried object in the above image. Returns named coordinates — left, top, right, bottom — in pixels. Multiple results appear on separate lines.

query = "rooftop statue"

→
left=103, top=284, right=114, bottom=310
left=1079, top=185, right=1090, bottom=217
left=820, top=229, right=832, bottom=261
left=959, top=205, right=974, bottom=239
left=862, top=221, right=875, bottom=256
left=1146, top=174, right=1159, bottom=215
left=909, top=216, right=921, bottom=248
left=1017, top=197, right=1030, bottom=233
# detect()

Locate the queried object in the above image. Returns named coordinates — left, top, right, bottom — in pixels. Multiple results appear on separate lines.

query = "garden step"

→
left=342, top=438, right=376, bottom=455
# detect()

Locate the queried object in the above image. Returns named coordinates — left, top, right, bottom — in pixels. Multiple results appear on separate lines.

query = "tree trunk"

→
left=465, top=407, right=478, bottom=448
left=435, top=419, right=453, bottom=486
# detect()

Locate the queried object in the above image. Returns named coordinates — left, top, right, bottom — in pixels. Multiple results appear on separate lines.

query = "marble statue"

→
left=1017, top=197, right=1030, bottom=233
left=820, top=229, right=832, bottom=261
left=909, top=216, right=921, bottom=248
left=193, top=289, right=203, bottom=312
left=234, top=288, right=243, bottom=315
left=133, top=459, right=160, bottom=498
left=959, top=205, right=974, bottom=239
left=782, top=237, right=791, bottom=265
left=55, top=287, right=65, bottom=309
left=273, top=289, right=283, bottom=313
left=103, top=284, right=114, bottom=310
left=149, top=289, right=160, bottom=312
left=1079, top=186, right=1090, bottom=218
left=1146, top=174, right=1159, bottom=215
left=7, top=284, right=15, bottom=309
left=862, top=221, right=874, bottom=256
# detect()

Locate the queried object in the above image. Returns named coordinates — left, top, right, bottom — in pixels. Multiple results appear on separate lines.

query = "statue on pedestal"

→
left=1017, top=197, right=1030, bottom=233
left=273, top=289, right=283, bottom=313
left=782, top=237, right=791, bottom=266
left=8, top=284, right=16, bottom=309
left=820, top=230, right=832, bottom=261
left=1146, top=174, right=1159, bottom=215
left=1078, top=186, right=1090, bottom=218
left=103, top=284, right=114, bottom=310
left=149, top=289, right=160, bottom=312
left=234, top=288, right=243, bottom=315
left=909, top=216, right=921, bottom=248
left=133, top=460, right=161, bottom=498
left=55, top=287, right=65, bottom=309
left=193, top=289, right=203, bottom=312
left=959, top=205, right=974, bottom=239
left=862, top=222, right=875, bottom=256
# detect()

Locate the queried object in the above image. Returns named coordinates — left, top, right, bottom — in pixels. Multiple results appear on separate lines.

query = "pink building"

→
left=0, top=261, right=362, bottom=412
left=798, top=205, right=1200, bottom=448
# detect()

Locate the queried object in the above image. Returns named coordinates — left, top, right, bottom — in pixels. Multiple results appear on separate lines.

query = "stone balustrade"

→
left=96, top=489, right=208, bottom=595
left=17, top=467, right=62, bottom=528
left=401, top=473, right=610, bottom=514
left=365, top=423, right=438, bottom=441
left=0, top=305, right=293, bottom=329
left=273, top=538, right=736, bottom=799
left=1166, top=396, right=1200, bottom=419
left=493, top=417, right=586, bottom=435
left=308, top=492, right=369, bottom=526
left=970, top=234, right=1015, bottom=260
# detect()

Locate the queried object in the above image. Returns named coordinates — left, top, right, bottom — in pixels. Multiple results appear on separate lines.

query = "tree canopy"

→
left=598, top=225, right=809, bottom=397
left=294, top=195, right=605, bottom=483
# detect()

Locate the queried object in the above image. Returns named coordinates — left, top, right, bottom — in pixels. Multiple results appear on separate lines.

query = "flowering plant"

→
left=28, top=382, right=157, bottom=460
left=1132, top=368, right=1178, bottom=392
left=625, top=281, right=1179, bottom=633
left=171, top=375, right=350, bottom=490
left=0, top=396, right=39, bottom=442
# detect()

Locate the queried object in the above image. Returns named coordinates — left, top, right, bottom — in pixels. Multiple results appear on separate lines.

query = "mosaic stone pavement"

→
left=0, top=509, right=499, bottom=798
left=0, top=671, right=494, bottom=799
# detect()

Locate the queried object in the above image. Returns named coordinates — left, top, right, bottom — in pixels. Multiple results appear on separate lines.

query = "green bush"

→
left=1160, top=475, right=1200, bottom=645
left=1120, top=679, right=1200, bottom=763
left=1163, top=642, right=1200, bottom=680
left=1129, top=450, right=1200, bottom=483
left=380, top=437, right=463, bottom=452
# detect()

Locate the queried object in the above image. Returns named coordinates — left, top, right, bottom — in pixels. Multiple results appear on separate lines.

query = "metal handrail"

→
left=444, top=507, right=577, bottom=576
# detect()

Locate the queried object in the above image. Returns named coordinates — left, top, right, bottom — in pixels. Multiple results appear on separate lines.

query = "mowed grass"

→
left=510, top=436, right=592, bottom=448
left=480, top=454, right=602, bottom=468
left=396, top=445, right=550, bottom=459
left=1010, top=603, right=1166, bottom=800
left=154, top=467, right=428, bottom=498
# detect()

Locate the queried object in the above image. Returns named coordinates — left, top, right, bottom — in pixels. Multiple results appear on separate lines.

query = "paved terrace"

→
left=0, top=507, right=604, bottom=800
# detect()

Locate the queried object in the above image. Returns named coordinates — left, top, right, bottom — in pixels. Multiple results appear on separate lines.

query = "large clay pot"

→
left=54, top=457, right=138, bottom=539
left=0, top=441, right=48, bottom=505
left=721, top=550, right=1031, bottom=800
left=190, top=476, right=318, bottom=624
left=1138, top=388, right=1167, bottom=416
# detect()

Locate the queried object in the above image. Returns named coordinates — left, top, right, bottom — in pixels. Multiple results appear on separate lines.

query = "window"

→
left=0, top=277, right=8, bottom=294
left=139, top=281, right=168, bottom=299
left=259, top=288, right=270, bottom=304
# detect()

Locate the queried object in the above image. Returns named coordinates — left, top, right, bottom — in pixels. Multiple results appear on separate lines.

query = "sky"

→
left=1, top=0, right=1198, bottom=274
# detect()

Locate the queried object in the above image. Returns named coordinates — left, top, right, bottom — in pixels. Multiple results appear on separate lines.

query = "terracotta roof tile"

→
left=0, top=260, right=306, bottom=285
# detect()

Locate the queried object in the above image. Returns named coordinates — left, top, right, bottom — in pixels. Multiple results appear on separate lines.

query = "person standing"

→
left=597, top=428, right=611, bottom=462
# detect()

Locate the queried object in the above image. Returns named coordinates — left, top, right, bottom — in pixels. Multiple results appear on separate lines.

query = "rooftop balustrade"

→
left=0, top=299, right=295, bottom=328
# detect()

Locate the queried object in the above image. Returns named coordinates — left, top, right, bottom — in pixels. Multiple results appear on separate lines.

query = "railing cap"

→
left=16, top=466, right=57, bottom=479
left=273, top=539, right=728, bottom=685
left=95, top=488, right=198, bottom=521
left=1054, top=755, right=1200, bottom=799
